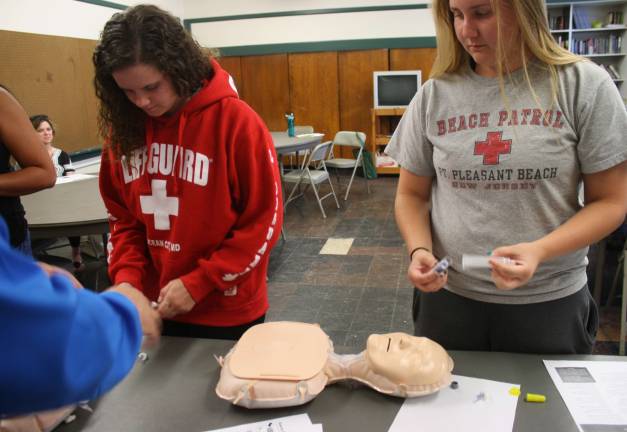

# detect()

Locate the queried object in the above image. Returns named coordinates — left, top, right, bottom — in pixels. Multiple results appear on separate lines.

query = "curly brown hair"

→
left=93, top=4, right=214, bottom=159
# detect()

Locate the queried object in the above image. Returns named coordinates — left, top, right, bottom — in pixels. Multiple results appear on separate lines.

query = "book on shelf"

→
left=553, top=34, right=568, bottom=49
left=549, top=6, right=570, bottom=30
left=572, top=36, right=622, bottom=55
left=607, top=10, right=624, bottom=26
left=600, top=64, right=622, bottom=80
left=608, top=64, right=622, bottom=80
left=601, top=64, right=617, bottom=79
left=609, top=34, right=622, bottom=53
left=550, top=15, right=567, bottom=30
left=573, top=8, right=582, bottom=29
left=573, top=8, right=590, bottom=29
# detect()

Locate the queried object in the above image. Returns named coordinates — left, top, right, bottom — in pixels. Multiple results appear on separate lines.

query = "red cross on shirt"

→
left=474, top=131, right=511, bottom=165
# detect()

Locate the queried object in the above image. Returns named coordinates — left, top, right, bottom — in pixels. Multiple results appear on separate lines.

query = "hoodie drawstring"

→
left=171, top=112, right=188, bottom=193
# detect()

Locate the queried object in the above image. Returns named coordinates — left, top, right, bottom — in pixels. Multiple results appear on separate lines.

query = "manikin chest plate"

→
left=229, top=321, right=331, bottom=381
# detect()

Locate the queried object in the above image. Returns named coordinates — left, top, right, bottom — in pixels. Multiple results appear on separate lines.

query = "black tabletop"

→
left=58, top=336, right=625, bottom=432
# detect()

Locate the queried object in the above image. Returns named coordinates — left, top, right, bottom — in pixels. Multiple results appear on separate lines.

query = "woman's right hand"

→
left=408, top=249, right=447, bottom=292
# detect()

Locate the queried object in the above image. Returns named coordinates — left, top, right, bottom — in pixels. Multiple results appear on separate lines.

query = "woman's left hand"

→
left=157, top=278, right=196, bottom=318
left=489, top=242, right=542, bottom=290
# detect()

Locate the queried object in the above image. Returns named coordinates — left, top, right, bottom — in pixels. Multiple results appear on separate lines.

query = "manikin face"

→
left=112, top=63, right=185, bottom=117
left=366, top=333, right=450, bottom=385
left=36, top=121, right=54, bottom=146
left=450, top=0, right=522, bottom=77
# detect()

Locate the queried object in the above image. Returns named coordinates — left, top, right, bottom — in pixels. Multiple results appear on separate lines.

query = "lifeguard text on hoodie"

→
left=99, top=61, right=283, bottom=327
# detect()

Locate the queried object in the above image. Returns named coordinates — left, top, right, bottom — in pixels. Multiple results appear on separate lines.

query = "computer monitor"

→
left=373, top=70, right=421, bottom=109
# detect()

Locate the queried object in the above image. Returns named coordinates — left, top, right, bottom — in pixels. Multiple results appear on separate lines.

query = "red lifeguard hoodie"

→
left=99, top=60, right=283, bottom=327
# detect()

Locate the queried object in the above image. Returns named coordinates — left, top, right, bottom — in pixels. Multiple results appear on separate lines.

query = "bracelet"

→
left=409, top=246, right=430, bottom=261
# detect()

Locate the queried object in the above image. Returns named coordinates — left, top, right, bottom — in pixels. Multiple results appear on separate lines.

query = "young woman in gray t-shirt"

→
left=386, top=0, right=627, bottom=354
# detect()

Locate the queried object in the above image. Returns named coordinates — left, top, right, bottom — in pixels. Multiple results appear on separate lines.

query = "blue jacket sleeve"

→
left=0, top=219, right=142, bottom=416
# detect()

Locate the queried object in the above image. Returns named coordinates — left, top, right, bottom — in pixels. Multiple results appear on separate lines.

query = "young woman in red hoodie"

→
left=93, top=4, right=283, bottom=340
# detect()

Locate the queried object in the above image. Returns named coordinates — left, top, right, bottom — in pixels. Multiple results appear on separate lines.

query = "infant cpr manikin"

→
left=215, top=321, right=454, bottom=408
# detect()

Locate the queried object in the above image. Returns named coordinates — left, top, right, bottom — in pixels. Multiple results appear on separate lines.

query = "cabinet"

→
left=370, top=108, right=405, bottom=175
left=547, top=0, right=627, bottom=101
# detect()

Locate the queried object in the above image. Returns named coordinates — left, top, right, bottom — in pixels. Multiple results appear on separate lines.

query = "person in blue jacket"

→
left=0, top=216, right=161, bottom=416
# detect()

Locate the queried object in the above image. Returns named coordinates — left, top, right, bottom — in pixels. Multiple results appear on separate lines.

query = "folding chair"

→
left=325, top=131, right=371, bottom=201
left=282, top=140, right=340, bottom=218
left=285, top=126, right=314, bottom=170
left=294, top=125, right=314, bottom=135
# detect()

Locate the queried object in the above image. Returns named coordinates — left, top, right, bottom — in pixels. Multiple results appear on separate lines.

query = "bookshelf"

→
left=547, top=0, right=627, bottom=101
left=370, top=108, right=405, bottom=175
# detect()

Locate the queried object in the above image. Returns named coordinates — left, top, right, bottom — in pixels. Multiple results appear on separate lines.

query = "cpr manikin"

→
left=0, top=405, right=76, bottom=432
left=215, top=321, right=453, bottom=408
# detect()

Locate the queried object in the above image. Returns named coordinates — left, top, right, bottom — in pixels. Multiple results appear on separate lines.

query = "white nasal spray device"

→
left=462, top=254, right=512, bottom=270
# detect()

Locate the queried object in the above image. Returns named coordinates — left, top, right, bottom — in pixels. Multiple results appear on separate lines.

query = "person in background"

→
left=30, top=115, right=76, bottom=178
left=386, top=0, right=627, bottom=354
left=0, top=85, right=56, bottom=255
left=93, top=4, right=283, bottom=340
left=0, top=207, right=161, bottom=415
left=30, top=114, right=84, bottom=270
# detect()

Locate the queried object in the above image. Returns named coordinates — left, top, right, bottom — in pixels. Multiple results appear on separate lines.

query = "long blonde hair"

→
left=430, top=0, right=584, bottom=102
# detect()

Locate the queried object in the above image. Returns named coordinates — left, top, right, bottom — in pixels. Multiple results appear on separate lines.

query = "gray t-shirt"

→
left=386, top=60, right=627, bottom=304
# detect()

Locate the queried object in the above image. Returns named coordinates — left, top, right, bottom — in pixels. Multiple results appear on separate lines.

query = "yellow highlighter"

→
left=525, top=393, right=546, bottom=403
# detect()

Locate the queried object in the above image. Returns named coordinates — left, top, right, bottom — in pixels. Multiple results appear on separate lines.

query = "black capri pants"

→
left=413, top=285, right=598, bottom=354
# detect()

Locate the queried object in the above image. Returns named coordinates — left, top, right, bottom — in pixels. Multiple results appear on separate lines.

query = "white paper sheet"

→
left=54, top=173, right=96, bottom=184
left=544, top=360, right=627, bottom=432
left=319, top=238, right=354, bottom=255
left=388, top=375, right=520, bottom=432
left=204, top=413, right=320, bottom=432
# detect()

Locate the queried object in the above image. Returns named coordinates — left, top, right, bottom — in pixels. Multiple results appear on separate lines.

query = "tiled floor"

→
left=266, top=175, right=414, bottom=348
left=40, top=173, right=624, bottom=354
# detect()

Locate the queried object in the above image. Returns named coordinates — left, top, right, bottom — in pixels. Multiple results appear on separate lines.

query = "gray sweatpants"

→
left=413, top=285, right=598, bottom=354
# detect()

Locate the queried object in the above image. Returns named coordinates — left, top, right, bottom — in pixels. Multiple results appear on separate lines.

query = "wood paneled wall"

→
left=390, top=48, right=437, bottom=80
left=240, top=54, right=290, bottom=131
left=289, top=52, right=340, bottom=142
left=0, top=28, right=435, bottom=154
left=218, top=47, right=436, bottom=157
left=215, top=55, right=242, bottom=94
left=338, top=49, right=388, bottom=158
left=0, top=30, right=99, bottom=153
